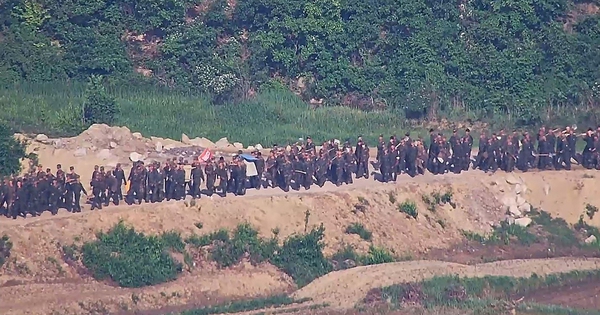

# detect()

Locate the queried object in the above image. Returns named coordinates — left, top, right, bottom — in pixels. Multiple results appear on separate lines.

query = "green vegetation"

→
left=345, top=223, right=373, bottom=241
left=0, top=235, right=13, bottom=267
left=585, top=204, right=598, bottom=220
left=399, top=200, right=419, bottom=219
left=422, top=189, right=456, bottom=212
left=331, top=244, right=397, bottom=270
left=80, top=221, right=184, bottom=288
left=177, top=295, right=310, bottom=315
left=4, top=0, right=600, bottom=141
left=462, top=221, right=538, bottom=246
left=0, top=123, right=28, bottom=176
left=376, top=269, right=600, bottom=309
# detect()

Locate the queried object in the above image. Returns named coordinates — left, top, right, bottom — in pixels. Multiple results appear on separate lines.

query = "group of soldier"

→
left=1, top=125, right=600, bottom=219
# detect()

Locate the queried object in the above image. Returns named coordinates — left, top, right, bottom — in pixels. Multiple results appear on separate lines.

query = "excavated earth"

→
left=2, top=126, right=600, bottom=315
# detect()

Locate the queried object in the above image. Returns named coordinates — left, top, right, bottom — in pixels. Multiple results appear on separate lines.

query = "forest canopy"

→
left=2, top=0, right=600, bottom=126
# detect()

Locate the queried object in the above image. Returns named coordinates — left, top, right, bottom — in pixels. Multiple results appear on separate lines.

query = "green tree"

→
left=0, top=123, right=27, bottom=177
left=83, top=75, right=118, bottom=125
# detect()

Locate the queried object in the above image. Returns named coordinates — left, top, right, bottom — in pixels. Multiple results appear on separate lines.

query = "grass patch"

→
left=331, top=244, right=399, bottom=270
left=398, top=200, right=418, bottom=219
left=0, top=234, right=12, bottom=267
left=422, top=189, right=456, bottom=213
left=462, top=221, right=538, bottom=246
left=345, top=223, right=373, bottom=241
left=530, top=209, right=580, bottom=247
left=376, top=269, right=600, bottom=308
left=177, top=294, right=310, bottom=315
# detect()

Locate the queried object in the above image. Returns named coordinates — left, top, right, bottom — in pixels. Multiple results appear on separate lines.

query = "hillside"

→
left=2, top=0, right=600, bottom=133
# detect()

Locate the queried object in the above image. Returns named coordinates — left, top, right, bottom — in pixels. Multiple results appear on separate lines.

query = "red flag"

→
left=198, top=148, right=213, bottom=162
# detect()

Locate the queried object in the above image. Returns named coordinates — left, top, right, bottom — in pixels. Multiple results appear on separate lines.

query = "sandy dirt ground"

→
left=2, top=128, right=600, bottom=314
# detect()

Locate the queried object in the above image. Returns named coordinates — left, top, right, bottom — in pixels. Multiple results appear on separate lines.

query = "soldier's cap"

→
left=306, top=136, right=311, bottom=139
left=57, top=164, right=62, bottom=168
left=405, top=133, right=410, bottom=137
left=219, top=156, right=224, bottom=160
left=588, top=127, right=594, bottom=131
left=69, top=166, right=74, bottom=170
left=465, top=128, right=470, bottom=132
left=379, top=134, right=383, bottom=138
left=453, top=129, right=457, bottom=133
left=429, top=128, right=435, bottom=132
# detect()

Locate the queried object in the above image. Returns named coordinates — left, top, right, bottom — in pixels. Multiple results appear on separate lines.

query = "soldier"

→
left=314, top=151, right=328, bottom=187
left=281, top=155, right=294, bottom=192
left=355, top=136, right=369, bottom=179
left=90, top=170, right=106, bottom=210
left=173, top=163, right=186, bottom=200
left=463, top=129, right=473, bottom=171
left=236, top=158, right=247, bottom=195
left=126, top=162, right=144, bottom=205
left=105, top=170, right=119, bottom=205
left=406, top=140, right=418, bottom=177
left=253, top=151, right=265, bottom=189
left=217, top=157, right=229, bottom=196
left=183, top=160, right=193, bottom=197
left=582, top=128, right=595, bottom=169
left=474, top=133, right=487, bottom=170
left=555, top=133, right=571, bottom=171
left=146, top=164, right=161, bottom=202
left=69, top=172, right=87, bottom=213
left=113, top=163, right=126, bottom=201
left=305, top=136, right=316, bottom=154
left=191, top=162, right=204, bottom=198
left=204, top=158, right=217, bottom=196
left=47, top=179, right=62, bottom=215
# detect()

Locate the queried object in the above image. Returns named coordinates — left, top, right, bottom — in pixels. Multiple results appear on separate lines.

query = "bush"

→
left=81, top=221, right=183, bottom=288
left=345, top=223, right=373, bottom=241
left=0, top=235, right=13, bottom=267
left=272, top=224, right=333, bottom=287
left=210, top=223, right=278, bottom=268
left=359, top=246, right=395, bottom=265
left=398, top=200, right=418, bottom=219
left=0, top=123, right=27, bottom=177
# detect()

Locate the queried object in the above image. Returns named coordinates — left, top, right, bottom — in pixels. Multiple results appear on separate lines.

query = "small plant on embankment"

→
left=345, top=222, right=373, bottom=241
left=330, top=244, right=399, bottom=270
left=0, top=234, right=13, bottom=267
left=398, top=200, right=418, bottom=219
left=422, top=189, right=456, bottom=212
left=370, top=269, right=600, bottom=310
left=462, top=221, right=538, bottom=246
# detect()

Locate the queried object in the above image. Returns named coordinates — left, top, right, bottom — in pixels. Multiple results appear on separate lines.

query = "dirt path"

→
left=292, top=258, right=600, bottom=309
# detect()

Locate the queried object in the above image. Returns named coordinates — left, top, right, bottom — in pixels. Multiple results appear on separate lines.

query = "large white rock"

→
left=514, top=217, right=532, bottom=227
left=508, top=205, right=522, bottom=217
left=155, top=141, right=164, bottom=152
left=233, top=142, right=244, bottom=149
left=129, top=152, right=143, bottom=162
left=190, top=137, right=216, bottom=148
left=96, top=149, right=111, bottom=160
left=500, top=194, right=517, bottom=208
left=585, top=235, right=597, bottom=244
left=518, top=202, right=531, bottom=213
left=255, top=144, right=264, bottom=150
left=109, top=141, right=118, bottom=149
left=132, top=132, right=143, bottom=139
left=182, top=133, right=191, bottom=144
left=35, top=134, right=49, bottom=142
left=73, top=148, right=87, bottom=157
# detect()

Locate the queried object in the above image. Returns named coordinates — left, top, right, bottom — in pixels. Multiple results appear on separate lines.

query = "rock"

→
left=109, top=141, right=118, bottom=149
left=233, top=142, right=244, bottom=149
left=505, top=175, right=520, bottom=185
left=255, top=144, right=263, bottom=150
left=585, top=235, right=597, bottom=244
left=215, top=137, right=230, bottom=148
left=543, top=183, right=550, bottom=195
left=247, top=145, right=255, bottom=151
left=35, top=134, right=49, bottom=142
left=508, top=205, right=522, bottom=217
left=73, top=148, right=87, bottom=157
left=96, top=149, right=111, bottom=160
left=129, top=152, right=143, bottom=162
left=190, top=137, right=216, bottom=148
left=132, top=132, right=143, bottom=139
left=514, top=217, right=532, bottom=227
left=516, top=195, right=526, bottom=206
left=155, top=141, right=163, bottom=152
left=518, top=202, right=531, bottom=213
left=182, top=133, right=191, bottom=144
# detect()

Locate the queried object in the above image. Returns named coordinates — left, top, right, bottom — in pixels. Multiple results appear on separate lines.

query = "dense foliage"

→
left=2, top=0, right=600, bottom=126
left=0, top=123, right=27, bottom=177
left=81, top=221, right=183, bottom=288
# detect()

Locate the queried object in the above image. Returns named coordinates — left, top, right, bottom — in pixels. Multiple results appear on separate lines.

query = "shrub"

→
left=345, top=223, right=373, bottom=241
left=210, top=223, right=278, bottom=268
left=272, top=224, right=333, bottom=287
left=0, top=123, right=27, bottom=176
left=81, top=221, right=183, bottom=288
left=398, top=200, right=418, bottom=219
left=359, top=245, right=395, bottom=265
left=0, top=235, right=13, bottom=267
